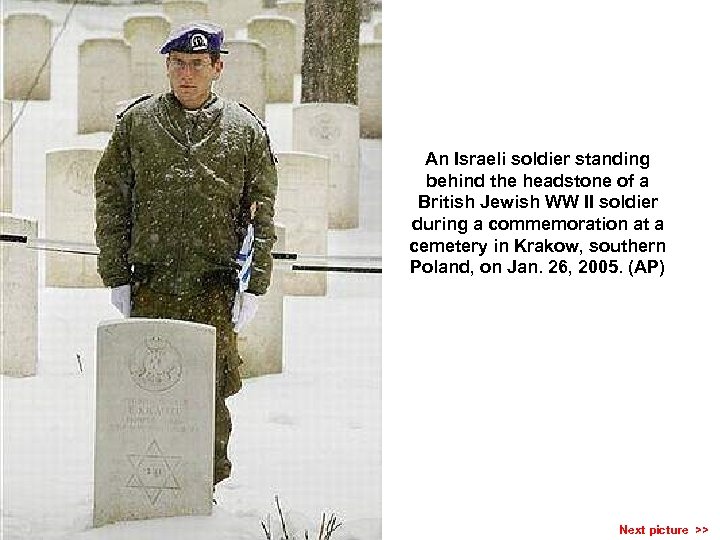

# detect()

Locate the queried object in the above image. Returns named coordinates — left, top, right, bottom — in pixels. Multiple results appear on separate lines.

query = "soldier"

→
left=94, top=22, right=277, bottom=487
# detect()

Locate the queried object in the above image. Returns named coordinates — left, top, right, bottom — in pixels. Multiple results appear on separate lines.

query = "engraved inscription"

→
left=309, top=112, right=341, bottom=146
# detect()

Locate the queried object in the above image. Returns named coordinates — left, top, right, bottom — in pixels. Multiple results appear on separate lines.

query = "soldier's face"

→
left=166, top=52, right=223, bottom=109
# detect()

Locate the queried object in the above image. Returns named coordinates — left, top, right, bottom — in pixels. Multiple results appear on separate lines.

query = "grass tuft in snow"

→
left=261, top=495, right=342, bottom=540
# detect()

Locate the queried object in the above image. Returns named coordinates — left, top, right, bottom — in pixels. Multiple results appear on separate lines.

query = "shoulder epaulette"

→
left=116, top=93, right=154, bottom=120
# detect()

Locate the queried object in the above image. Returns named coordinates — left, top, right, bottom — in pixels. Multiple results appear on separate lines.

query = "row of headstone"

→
left=1, top=101, right=12, bottom=212
left=3, top=12, right=52, bottom=101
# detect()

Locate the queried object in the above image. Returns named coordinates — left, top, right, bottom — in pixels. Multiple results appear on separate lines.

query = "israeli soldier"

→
left=94, top=22, right=278, bottom=486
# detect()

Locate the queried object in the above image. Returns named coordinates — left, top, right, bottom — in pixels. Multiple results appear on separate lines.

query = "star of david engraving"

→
left=126, top=439, right=182, bottom=506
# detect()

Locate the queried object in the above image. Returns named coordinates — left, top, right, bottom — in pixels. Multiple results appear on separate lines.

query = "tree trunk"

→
left=301, top=0, right=360, bottom=104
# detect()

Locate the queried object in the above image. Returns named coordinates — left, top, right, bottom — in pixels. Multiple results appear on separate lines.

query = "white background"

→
left=383, top=2, right=719, bottom=539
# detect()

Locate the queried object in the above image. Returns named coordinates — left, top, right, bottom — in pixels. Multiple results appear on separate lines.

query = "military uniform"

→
left=95, top=90, right=277, bottom=484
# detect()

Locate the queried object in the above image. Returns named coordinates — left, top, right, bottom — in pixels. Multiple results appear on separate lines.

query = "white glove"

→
left=110, top=284, right=131, bottom=318
left=232, top=292, right=259, bottom=333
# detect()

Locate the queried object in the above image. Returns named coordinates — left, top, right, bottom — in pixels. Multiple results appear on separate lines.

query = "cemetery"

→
left=1, top=0, right=381, bottom=538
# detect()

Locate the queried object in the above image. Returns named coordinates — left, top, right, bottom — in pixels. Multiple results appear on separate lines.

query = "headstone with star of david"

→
left=93, top=319, right=215, bottom=527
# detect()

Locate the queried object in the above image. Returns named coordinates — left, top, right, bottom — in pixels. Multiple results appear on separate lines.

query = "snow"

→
left=1, top=2, right=382, bottom=538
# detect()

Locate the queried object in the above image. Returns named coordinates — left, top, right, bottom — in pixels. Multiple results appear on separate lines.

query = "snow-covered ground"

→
left=1, top=2, right=382, bottom=538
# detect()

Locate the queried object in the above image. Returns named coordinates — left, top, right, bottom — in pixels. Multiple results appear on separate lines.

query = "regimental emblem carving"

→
left=66, top=161, right=93, bottom=197
left=308, top=112, right=341, bottom=146
left=128, top=336, right=183, bottom=392
left=126, top=439, right=181, bottom=505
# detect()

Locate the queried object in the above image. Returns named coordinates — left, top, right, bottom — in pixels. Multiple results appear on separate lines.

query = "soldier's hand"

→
left=110, top=284, right=131, bottom=317
left=232, top=292, right=259, bottom=333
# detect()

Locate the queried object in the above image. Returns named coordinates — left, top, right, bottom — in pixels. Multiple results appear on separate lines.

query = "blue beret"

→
left=160, top=22, right=228, bottom=55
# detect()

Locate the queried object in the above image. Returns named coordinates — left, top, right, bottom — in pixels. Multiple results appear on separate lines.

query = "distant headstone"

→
left=78, top=39, right=132, bottom=134
left=360, top=0, right=372, bottom=22
left=293, top=104, right=360, bottom=229
left=247, top=16, right=296, bottom=103
left=275, top=151, right=329, bottom=296
left=237, top=225, right=287, bottom=377
left=1, top=101, right=12, bottom=212
left=276, top=1, right=305, bottom=74
left=3, top=13, right=52, bottom=100
left=94, top=319, right=215, bottom=527
left=45, top=149, right=104, bottom=288
left=162, top=0, right=209, bottom=26
left=123, top=15, right=172, bottom=96
left=373, top=21, right=381, bottom=40
left=214, top=40, right=266, bottom=120
left=1, top=214, right=38, bottom=377
left=208, top=0, right=262, bottom=35
left=358, top=41, right=381, bottom=139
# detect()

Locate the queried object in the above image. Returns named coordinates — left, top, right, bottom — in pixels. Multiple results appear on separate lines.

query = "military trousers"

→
left=130, top=272, right=243, bottom=485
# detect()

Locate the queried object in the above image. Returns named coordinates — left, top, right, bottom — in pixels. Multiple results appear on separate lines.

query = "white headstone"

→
left=237, top=225, right=286, bottom=377
left=1, top=101, right=12, bottom=212
left=214, top=40, right=266, bottom=120
left=208, top=0, right=262, bottom=35
left=373, top=21, right=382, bottom=40
left=276, top=151, right=329, bottom=296
left=3, top=13, right=52, bottom=100
left=45, top=149, right=104, bottom=288
left=78, top=39, right=132, bottom=134
left=276, top=1, right=305, bottom=74
left=123, top=15, right=172, bottom=97
left=94, top=319, right=215, bottom=527
left=162, top=0, right=209, bottom=26
left=247, top=16, right=296, bottom=103
left=1, top=214, right=38, bottom=377
left=293, top=104, right=360, bottom=229
left=358, top=41, right=381, bottom=139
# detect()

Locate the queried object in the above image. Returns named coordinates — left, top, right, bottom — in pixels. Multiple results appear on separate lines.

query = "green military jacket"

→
left=94, top=92, right=277, bottom=296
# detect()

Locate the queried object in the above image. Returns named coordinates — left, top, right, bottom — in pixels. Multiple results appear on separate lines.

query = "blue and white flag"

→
left=236, top=224, right=254, bottom=292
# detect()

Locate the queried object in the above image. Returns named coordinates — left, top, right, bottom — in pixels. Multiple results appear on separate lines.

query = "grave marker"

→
left=45, top=148, right=104, bottom=287
left=162, top=0, right=209, bottom=26
left=276, top=151, right=329, bottom=295
left=123, top=15, right=172, bottom=96
left=293, top=104, right=360, bottom=229
left=94, top=318, right=215, bottom=527
left=78, top=39, right=131, bottom=134
left=3, top=13, right=52, bottom=100
left=1, top=214, right=38, bottom=377
left=214, top=39, right=267, bottom=119
left=358, top=41, right=382, bottom=139
left=247, top=16, right=296, bottom=103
